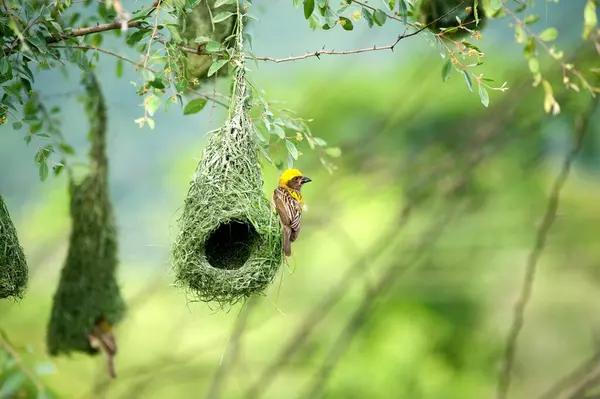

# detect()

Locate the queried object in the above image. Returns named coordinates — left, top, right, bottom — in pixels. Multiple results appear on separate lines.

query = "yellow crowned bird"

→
left=272, top=168, right=312, bottom=257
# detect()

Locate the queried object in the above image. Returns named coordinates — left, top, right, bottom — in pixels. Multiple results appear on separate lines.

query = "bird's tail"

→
left=283, top=226, right=292, bottom=257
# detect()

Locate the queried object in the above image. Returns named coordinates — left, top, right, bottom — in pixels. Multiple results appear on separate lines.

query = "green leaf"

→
left=147, top=117, right=155, bottom=129
left=183, top=98, right=207, bottom=115
left=286, top=140, right=299, bottom=160
left=490, top=0, right=501, bottom=11
left=398, top=0, right=407, bottom=24
left=478, top=84, right=489, bottom=107
left=373, top=9, right=387, bottom=25
left=116, top=59, right=123, bottom=77
left=0, top=372, right=26, bottom=396
left=166, top=24, right=182, bottom=42
left=528, top=57, right=539, bottom=74
left=53, top=163, right=64, bottom=176
left=362, top=8, right=374, bottom=28
left=205, top=41, right=222, bottom=52
left=187, top=0, right=202, bottom=7
left=387, top=0, right=395, bottom=10
left=339, top=17, right=353, bottom=30
left=272, top=124, right=286, bottom=139
left=524, top=14, right=540, bottom=24
left=194, top=36, right=212, bottom=44
left=314, top=137, right=327, bottom=146
left=214, top=0, right=234, bottom=7
left=474, top=0, right=479, bottom=26
left=126, top=29, right=151, bottom=46
left=463, top=70, right=473, bottom=92
left=304, top=0, right=315, bottom=19
left=539, top=27, right=558, bottom=42
left=325, top=147, right=341, bottom=157
left=12, top=121, right=22, bottom=130
left=145, top=94, right=161, bottom=116
left=39, top=161, right=49, bottom=181
left=60, top=143, right=75, bottom=154
left=325, top=8, right=338, bottom=28
left=583, top=0, right=597, bottom=39
left=213, top=11, right=234, bottom=23
left=293, top=0, right=302, bottom=8
left=441, top=59, right=452, bottom=82
left=207, top=59, right=228, bottom=77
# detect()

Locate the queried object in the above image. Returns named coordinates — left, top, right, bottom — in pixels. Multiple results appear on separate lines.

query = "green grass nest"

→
left=172, top=86, right=284, bottom=307
left=46, top=72, right=126, bottom=355
left=0, top=194, right=27, bottom=300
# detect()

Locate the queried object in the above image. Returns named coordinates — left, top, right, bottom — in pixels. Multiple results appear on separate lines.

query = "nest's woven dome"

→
left=0, top=195, right=27, bottom=300
left=172, top=79, right=283, bottom=307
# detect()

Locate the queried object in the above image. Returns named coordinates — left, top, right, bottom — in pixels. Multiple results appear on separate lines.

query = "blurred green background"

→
left=1, top=0, right=600, bottom=398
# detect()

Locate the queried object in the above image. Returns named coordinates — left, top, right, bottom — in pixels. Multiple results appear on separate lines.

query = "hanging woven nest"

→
left=172, top=13, right=283, bottom=307
left=417, top=0, right=487, bottom=40
left=179, top=0, right=246, bottom=87
left=47, top=72, right=126, bottom=356
left=0, top=195, right=27, bottom=300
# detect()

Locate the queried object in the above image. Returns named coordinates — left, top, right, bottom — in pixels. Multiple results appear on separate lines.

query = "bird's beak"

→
left=301, top=176, right=312, bottom=184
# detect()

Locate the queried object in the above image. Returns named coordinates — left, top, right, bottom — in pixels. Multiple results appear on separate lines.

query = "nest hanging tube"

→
left=46, top=72, right=126, bottom=356
left=172, top=50, right=284, bottom=307
left=0, top=195, right=28, bottom=300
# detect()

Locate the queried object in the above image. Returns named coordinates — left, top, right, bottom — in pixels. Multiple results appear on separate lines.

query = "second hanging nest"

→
left=172, top=9, right=283, bottom=307
left=47, top=72, right=126, bottom=356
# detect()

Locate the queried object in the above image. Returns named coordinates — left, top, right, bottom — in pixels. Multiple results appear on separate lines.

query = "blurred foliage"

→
left=1, top=40, right=599, bottom=397
left=0, top=0, right=599, bottom=397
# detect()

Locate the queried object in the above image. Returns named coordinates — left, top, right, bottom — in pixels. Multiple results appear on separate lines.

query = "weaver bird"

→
left=88, top=316, right=118, bottom=378
left=272, top=168, right=312, bottom=257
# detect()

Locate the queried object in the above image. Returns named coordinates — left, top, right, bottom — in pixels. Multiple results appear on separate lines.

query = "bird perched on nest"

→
left=272, top=168, right=312, bottom=257
left=88, top=316, right=118, bottom=378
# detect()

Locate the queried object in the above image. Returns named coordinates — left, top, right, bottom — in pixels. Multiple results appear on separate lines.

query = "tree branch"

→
left=539, top=349, right=600, bottom=399
left=496, top=91, right=600, bottom=399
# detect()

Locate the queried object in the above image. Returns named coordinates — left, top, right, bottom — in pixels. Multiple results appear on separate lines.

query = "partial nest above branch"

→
left=178, top=0, right=248, bottom=88
left=417, top=0, right=487, bottom=40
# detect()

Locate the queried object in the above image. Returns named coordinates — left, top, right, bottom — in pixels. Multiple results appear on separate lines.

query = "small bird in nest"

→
left=272, top=168, right=312, bottom=257
left=88, top=316, right=118, bottom=378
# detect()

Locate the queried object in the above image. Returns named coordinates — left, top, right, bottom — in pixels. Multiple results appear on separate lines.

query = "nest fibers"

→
left=172, top=55, right=283, bottom=307
left=0, top=195, right=27, bottom=299
left=46, top=72, right=126, bottom=355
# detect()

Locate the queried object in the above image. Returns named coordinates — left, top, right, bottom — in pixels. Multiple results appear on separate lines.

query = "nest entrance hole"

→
left=205, top=220, right=259, bottom=270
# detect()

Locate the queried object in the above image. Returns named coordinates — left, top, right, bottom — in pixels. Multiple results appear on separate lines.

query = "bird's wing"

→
left=273, top=187, right=302, bottom=239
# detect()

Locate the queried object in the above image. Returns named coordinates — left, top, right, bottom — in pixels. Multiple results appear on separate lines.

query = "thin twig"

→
left=206, top=297, right=258, bottom=399
left=567, top=370, right=600, bottom=399
left=142, top=1, right=161, bottom=70
left=179, top=2, right=464, bottom=64
left=539, top=350, right=600, bottom=399
left=48, top=44, right=154, bottom=71
left=496, top=92, right=600, bottom=399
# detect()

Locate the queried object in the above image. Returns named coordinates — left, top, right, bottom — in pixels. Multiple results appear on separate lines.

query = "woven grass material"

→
left=172, top=12, right=284, bottom=307
left=180, top=0, right=240, bottom=85
left=46, top=72, right=126, bottom=356
left=0, top=195, right=27, bottom=299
